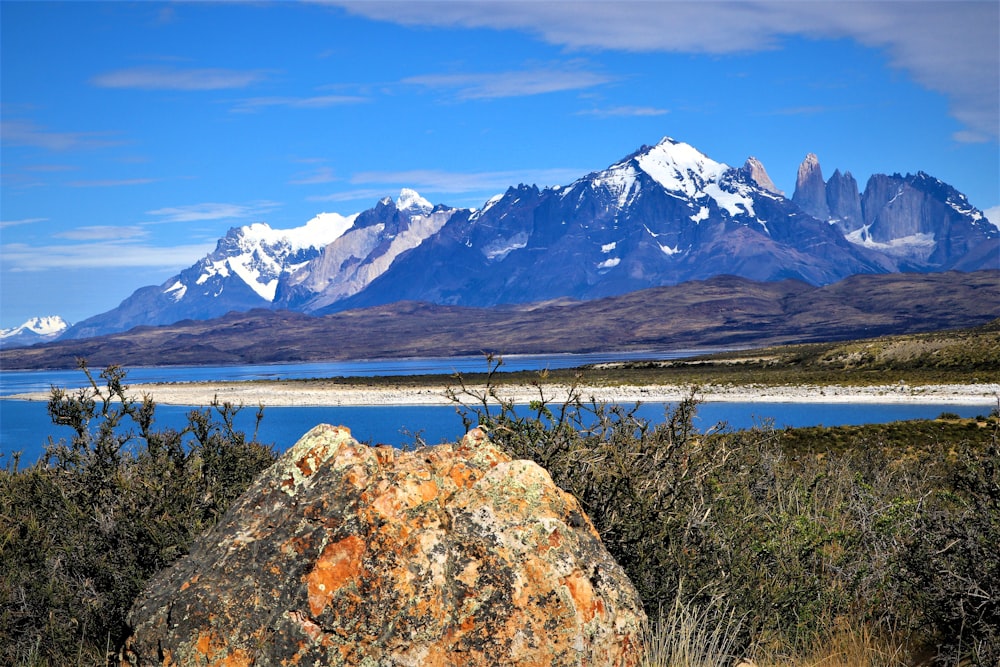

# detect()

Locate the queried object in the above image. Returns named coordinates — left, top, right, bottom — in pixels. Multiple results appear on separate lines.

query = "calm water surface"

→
left=1, top=398, right=986, bottom=467
left=0, top=355, right=988, bottom=465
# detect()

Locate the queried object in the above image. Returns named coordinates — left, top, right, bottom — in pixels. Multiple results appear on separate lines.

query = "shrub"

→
left=900, top=442, right=1000, bottom=666
left=0, top=361, right=276, bottom=666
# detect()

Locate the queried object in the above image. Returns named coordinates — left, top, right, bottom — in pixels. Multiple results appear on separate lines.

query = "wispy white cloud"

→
left=577, top=105, right=669, bottom=118
left=290, top=166, right=338, bottom=185
left=307, top=188, right=393, bottom=203
left=53, top=225, right=149, bottom=241
left=403, top=67, right=612, bottom=99
left=763, top=105, right=834, bottom=116
left=22, top=164, right=77, bottom=173
left=92, top=66, right=267, bottom=90
left=145, top=201, right=281, bottom=223
left=337, top=1, right=999, bottom=141
left=0, top=217, right=47, bottom=230
left=231, top=94, right=369, bottom=113
left=1, top=119, right=121, bottom=151
left=68, top=178, right=159, bottom=187
left=2, top=240, right=214, bottom=271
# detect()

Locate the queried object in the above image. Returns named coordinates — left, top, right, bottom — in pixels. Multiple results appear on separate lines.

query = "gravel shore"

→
left=9, top=381, right=998, bottom=407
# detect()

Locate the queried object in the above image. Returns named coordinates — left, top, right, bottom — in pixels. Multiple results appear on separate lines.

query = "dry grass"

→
left=641, top=603, right=911, bottom=667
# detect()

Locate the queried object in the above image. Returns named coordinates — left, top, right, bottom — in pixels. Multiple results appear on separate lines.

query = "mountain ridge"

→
left=60, top=137, right=998, bottom=340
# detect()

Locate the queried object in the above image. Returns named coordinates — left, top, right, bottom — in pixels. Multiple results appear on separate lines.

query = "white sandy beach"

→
left=8, top=381, right=999, bottom=407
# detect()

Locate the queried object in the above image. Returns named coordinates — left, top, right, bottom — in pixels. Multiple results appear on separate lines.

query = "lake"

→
left=1, top=398, right=988, bottom=467
left=0, top=356, right=990, bottom=466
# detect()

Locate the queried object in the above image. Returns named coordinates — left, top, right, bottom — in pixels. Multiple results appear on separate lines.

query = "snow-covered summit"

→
left=181, top=211, right=360, bottom=304
left=396, top=188, right=434, bottom=216
left=0, top=315, right=68, bottom=338
left=239, top=211, right=356, bottom=251
left=633, top=137, right=731, bottom=196
left=0, top=315, right=69, bottom=347
left=581, top=136, right=758, bottom=218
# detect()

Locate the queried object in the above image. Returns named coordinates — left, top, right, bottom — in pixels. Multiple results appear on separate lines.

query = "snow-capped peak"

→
left=582, top=136, right=757, bottom=218
left=396, top=188, right=434, bottom=216
left=634, top=137, right=730, bottom=196
left=239, top=211, right=356, bottom=251
left=0, top=315, right=68, bottom=339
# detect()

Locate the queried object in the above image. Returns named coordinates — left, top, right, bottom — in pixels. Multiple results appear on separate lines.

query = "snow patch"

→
left=165, top=280, right=187, bottom=302
left=659, top=243, right=681, bottom=256
left=485, top=236, right=528, bottom=260
left=846, top=225, right=936, bottom=257
left=690, top=207, right=709, bottom=223
left=601, top=242, right=617, bottom=253
left=597, top=257, right=620, bottom=269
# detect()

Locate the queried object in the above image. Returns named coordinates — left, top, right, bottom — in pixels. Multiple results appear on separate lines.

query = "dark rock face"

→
left=123, top=425, right=646, bottom=667
left=858, top=172, right=1000, bottom=267
left=792, top=153, right=830, bottom=220
left=825, top=169, right=863, bottom=233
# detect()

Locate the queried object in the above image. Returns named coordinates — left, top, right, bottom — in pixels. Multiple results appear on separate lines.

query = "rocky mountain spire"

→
left=825, top=169, right=863, bottom=233
left=792, top=153, right=830, bottom=220
left=740, top=156, right=783, bottom=195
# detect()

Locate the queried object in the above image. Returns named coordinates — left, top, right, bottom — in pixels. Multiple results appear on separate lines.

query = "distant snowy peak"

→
left=0, top=315, right=68, bottom=338
left=0, top=315, right=69, bottom=347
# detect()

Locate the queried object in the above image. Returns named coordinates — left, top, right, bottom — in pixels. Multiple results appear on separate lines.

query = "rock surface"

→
left=792, top=152, right=830, bottom=220
left=123, top=425, right=646, bottom=666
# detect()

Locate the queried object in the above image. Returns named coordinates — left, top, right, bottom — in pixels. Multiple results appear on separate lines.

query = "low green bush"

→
left=0, top=362, right=276, bottom=666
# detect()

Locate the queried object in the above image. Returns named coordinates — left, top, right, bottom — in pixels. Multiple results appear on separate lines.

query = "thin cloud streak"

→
left=68, top=178, right=159, bottom=187
left=308, top=188, right=392, bottom=203
left=92, top=66, right=267, bottom=91
left=290, top=166, right=338, bottom=185
left=0, top=217, right=47, bottom=229
left=231, top=94, right=369, bottom=113
left=145, top=201, right=281, bottom=223
left=2, top=241, right=214, bottom=271
left=54, top=226, right=148, bottom=242
left=1, top=119, right=122, bottom=151
left=403, top=68, right=612, bottom=99
left=577, top=105, right=669, bottom=117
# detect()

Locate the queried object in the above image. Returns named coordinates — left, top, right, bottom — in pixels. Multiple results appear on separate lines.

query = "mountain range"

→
left=47, top=136, right=1000, bottom=341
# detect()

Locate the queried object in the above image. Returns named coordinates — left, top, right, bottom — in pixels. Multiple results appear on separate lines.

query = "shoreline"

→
left=6, top=381, right=999, bottom=407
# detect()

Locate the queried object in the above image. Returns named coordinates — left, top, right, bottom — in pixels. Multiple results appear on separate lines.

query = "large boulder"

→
left=123, top=424, right=647, bottom=666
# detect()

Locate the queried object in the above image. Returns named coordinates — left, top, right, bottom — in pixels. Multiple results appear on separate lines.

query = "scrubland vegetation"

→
left=0, top=363, right=276, bottom=666
left=1, top=350, right=997, bottom=665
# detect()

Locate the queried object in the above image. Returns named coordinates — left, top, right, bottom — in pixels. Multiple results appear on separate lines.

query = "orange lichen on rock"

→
left=124, top=423, right=646, bottom=666
left=305, top=535, right=366, bottom=617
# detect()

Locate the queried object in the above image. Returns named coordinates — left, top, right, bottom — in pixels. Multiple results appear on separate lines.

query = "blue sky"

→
left=2, top=0, right=998, bottom=329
